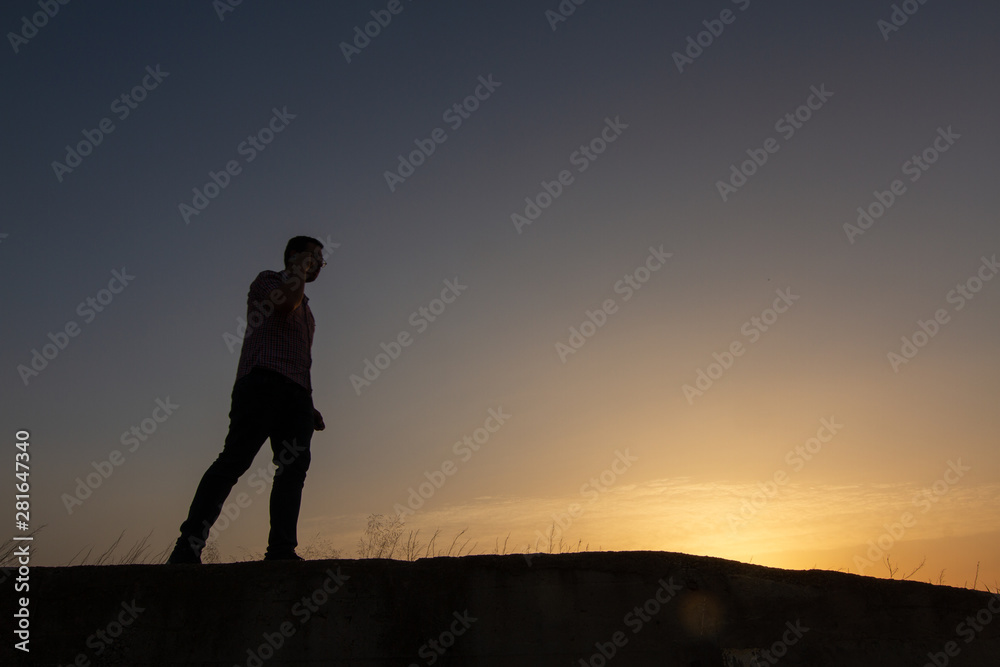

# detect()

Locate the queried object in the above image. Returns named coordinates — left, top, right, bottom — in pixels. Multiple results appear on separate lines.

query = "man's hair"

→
left=284, top=236, right=323, bottom=267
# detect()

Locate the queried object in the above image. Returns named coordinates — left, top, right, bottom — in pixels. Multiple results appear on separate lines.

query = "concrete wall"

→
left=5, top=551, right=999, bottom=666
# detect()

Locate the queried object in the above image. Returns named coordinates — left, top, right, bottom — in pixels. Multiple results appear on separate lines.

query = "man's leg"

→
left=264, top=385, right=314, bottom=559
left=169, top=372, right=274, bottom=562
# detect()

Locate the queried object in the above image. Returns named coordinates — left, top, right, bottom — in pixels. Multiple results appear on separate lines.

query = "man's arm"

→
left=272, top=271, right=305, bottom=315
left=270, top=252, right=317, bottom=315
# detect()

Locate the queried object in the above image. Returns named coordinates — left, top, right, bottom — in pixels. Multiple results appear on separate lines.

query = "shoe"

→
left=166, top=538, right=202, bottom=564
left=263, top=551, right=303, bottom=561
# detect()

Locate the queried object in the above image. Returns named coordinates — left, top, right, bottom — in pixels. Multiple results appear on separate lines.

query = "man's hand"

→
left=313, top=408, right=325, bottom=431
left=274, top=246, right=323, bottom=315
left=290, top=253, right=316, bottom=280
left=274, top=268, right=307, bottom=315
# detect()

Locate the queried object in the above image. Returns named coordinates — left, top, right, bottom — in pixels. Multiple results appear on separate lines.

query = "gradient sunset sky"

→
left=3, top=0, right=999, bottom=587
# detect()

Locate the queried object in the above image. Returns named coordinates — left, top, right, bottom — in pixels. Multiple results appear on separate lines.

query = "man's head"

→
left=284, top=235, right=325, bottom=282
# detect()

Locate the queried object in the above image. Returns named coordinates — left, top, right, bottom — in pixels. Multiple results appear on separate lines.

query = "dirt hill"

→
left=5, top=550, right=999, bottom=666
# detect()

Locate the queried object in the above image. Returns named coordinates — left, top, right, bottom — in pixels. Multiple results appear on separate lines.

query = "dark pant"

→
left=177, top=367, right=314, bottom=557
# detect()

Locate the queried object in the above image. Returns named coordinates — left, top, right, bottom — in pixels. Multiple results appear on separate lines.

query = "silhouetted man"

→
left=167, top=236, right=326, bottom=563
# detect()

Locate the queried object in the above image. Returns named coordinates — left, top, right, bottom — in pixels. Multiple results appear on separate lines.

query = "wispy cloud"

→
left=307, top=477, right=1000, bottom=566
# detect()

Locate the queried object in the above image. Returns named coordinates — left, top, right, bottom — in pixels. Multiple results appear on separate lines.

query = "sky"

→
left=2, top=0, right=999, bottom=588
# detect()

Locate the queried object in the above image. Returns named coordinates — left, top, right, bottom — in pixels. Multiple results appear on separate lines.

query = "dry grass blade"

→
left=446, top=528, right=468, bottom=556
left=0, top=525, right=45, bottom=566
left=423, top=529, right=441, bottom=558
left=94, top=530, right=126, bottom=566
left=901, top=557, right=925, bottom=581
